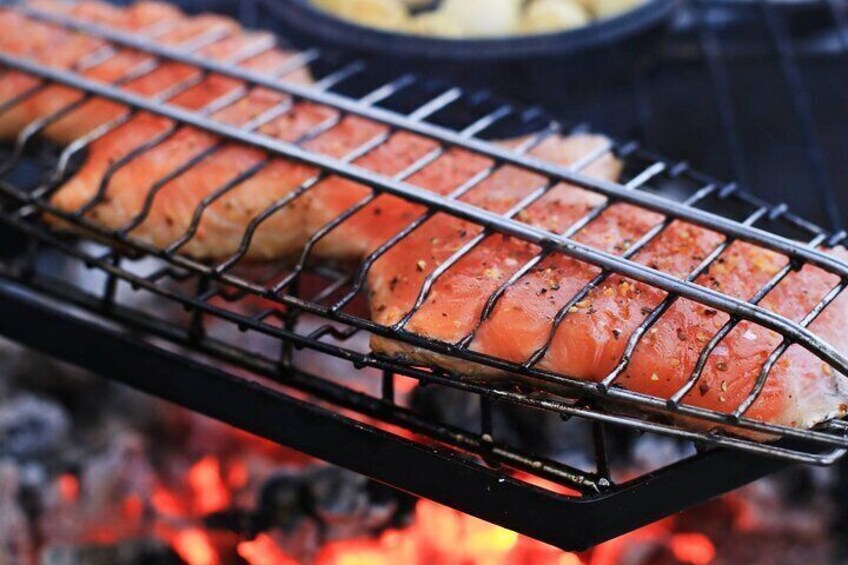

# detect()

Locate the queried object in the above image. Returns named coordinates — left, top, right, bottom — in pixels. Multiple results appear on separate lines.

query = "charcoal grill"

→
left=0, top=0, right=847, bottom=551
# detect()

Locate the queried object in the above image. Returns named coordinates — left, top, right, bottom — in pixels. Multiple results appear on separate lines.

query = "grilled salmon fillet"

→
left=1, top=1, right=847, bottom=434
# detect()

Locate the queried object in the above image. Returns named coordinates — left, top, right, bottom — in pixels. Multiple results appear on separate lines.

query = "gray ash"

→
left=0, top=337, right=410, bottom=564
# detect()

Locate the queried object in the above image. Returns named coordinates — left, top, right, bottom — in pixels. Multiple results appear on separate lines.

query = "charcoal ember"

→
left=255, top=470, right=313, bottom=534
left=729, top=476, right=835, bottom=539
left=0, top=395, right=69, bottom=461
left=80, top=433, right=154, bottom=516
left=309, top=466, right=399, bottom=541
left=608, top=537, right=671, bottom=565
left=242, top=465, right=408, bottom=557
left=41, top=433, right=155, bottom=546
left=0, top=462, right=34, bottom=563
left=40, top=539, right=182, bottom=565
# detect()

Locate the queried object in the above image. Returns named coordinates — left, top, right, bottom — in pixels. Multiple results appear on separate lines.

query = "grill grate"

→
left=0, top=0, right=847, bottom=550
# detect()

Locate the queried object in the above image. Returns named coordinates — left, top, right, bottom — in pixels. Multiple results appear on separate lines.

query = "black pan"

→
left=256, top=0, right=681, bottom=105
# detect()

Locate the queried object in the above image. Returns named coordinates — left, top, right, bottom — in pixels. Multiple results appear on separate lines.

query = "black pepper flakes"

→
left=703, top=308, right=718, bottom=317
left=699, top=382, right=710, bottom=396
left=676, top=329, right=687, bottom=342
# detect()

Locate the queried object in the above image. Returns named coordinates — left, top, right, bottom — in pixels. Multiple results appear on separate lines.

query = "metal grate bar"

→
left=736, top=278, right=848, bottom=418
left=523, top=183, right=721, bottom=369
left=41, top=49, right=316, bottom=215
left=599, top=206, right=770, bottom=389
left=392, top=144, right=635, bottom=333
left=331, top=122, right=566, bottom=314
left=668, top=233, right=829, bottom=405
left=170, top=77, right=442, bottom=257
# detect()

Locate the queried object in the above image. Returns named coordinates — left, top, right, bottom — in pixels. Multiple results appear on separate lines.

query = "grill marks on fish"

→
left=1, top=1, right=847, bottom=433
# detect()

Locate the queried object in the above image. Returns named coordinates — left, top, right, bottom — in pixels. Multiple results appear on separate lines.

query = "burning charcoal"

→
left=0, top=395, right=69, bottom=461
left=253, top=472, right=321, bottom=561
left=246, top=465, right=411, bottom=560
left=41, top=433, right=156, bottom=546
left=255, top=470, right=314, bottom=534
left=309, top=466, right=399, bottom=541
left=80, top=433, right=155, bottom=516
left=310, top=467, right=371, bottom=525
left=364, top=480, right=417, bottom=530
left=41, top=539, right=182, bottom=565
left=0, top=462, right=34, bottom=563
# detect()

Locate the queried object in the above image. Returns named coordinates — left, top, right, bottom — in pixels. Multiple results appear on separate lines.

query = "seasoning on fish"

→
left=1, top=0, right=846, bottom=435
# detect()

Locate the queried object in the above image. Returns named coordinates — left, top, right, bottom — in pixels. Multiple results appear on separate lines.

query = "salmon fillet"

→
left=1, top=1, right=847, bottom=435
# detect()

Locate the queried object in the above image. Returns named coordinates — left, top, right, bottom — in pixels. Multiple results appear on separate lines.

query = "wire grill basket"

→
left=0, top=0, right=847, bottom=550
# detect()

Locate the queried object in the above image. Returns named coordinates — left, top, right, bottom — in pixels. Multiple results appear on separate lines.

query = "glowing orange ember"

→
left=237, top=534, right=298, bottom=565
left=575, top=519, right=661, bottom=565
left=132, top=453, right=718, bottom=565
left=416, top=499, right=519, bottom=560
left=312, top=499, right=568, bottom=565
left=320, top=539, right=398, bottom=565
left=122, top=494, right=143, bottom=521
left=557, top=553, right=584, bottom=565
left=57, top=473, right=79, bottom=502
left=188, top=456, right=230, bottom=515
left=227, top=459, right=249, bottom=490
left=173, top=528, right=218, bottom=565
left=670, top=532, right=716, bottom=565
left=152, top=485, right=185, bottom=517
